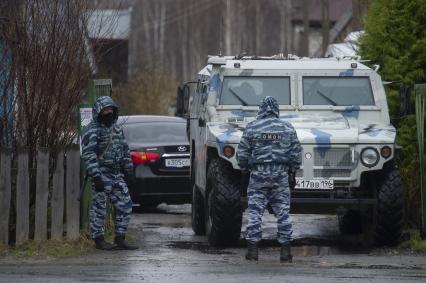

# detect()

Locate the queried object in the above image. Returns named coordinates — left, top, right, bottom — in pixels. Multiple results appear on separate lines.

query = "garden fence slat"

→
left=0, top=149, right=12, bottom=245
left=34, top=148, right=49, bottom=241
left=16, top=149, right=30, bottom=245
left=66, top=146, right=80, bottom=240
left=51, top=151, right=65, bottom=240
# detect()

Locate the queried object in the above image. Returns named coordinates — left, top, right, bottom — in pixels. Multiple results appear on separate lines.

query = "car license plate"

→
left=165, top=158, right=190, bottom=167
left=295, top=178, right=334, bottom=190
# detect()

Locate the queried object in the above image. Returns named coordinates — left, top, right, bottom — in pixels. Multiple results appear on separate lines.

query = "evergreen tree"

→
left=359, top=0, right=426, bottom=227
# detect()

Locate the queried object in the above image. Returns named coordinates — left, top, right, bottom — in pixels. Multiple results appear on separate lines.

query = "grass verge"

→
left=0, top=234, right=94, bottom=259
left=399, top=230, right=426, bottom=251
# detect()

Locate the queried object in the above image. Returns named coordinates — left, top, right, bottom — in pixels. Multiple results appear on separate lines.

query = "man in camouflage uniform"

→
left=82, top=96, right=138, bottom=250
left=237, top=96, right=302, bottom=262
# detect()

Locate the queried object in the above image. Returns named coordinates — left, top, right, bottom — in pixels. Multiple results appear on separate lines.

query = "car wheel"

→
left=205, top=158, right=242, bottom=247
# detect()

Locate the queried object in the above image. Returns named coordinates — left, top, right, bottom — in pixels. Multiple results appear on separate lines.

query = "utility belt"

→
left=251, top=163, right=289, bottom=171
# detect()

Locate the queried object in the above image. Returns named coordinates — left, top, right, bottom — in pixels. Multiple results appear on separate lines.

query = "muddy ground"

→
left=0, top=204, right=425, bottom=282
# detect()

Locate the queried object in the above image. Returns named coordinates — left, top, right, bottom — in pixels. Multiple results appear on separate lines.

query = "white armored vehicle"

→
left=180, top=55, right=403, bottom=247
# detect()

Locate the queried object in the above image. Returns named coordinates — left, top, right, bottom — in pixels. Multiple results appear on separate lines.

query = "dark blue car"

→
left=118, top=115, right=190, bottom=207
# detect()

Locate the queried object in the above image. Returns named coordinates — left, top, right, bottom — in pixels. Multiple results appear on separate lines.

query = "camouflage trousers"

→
left=246, top=169, right=292, bottom=244
left=90, top=175, right=133, bottom=239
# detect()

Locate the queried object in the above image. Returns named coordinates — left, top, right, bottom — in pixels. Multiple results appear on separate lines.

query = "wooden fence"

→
left=0, top=146, right=81, bottom=245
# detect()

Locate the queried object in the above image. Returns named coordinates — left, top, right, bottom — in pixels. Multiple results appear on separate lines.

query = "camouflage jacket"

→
left=81, top=96, right=133, bottom=178
left=237, top=96, right=302, bottom=171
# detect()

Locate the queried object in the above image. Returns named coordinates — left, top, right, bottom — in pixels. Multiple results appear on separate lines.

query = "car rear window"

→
left=122, top=122, right=187, bottom=143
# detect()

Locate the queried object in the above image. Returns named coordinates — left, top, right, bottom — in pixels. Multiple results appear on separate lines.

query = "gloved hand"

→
left=125, top=174, right=135, bottom=188
left=93, top=176, right=104, bottom=192
left=288, top=169, right=296, bottom=190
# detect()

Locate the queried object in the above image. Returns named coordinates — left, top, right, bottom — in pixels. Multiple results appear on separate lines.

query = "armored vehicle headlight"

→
left=361, top=148, right=380, bottom=167
left=223, top=146, right=235, bottom=158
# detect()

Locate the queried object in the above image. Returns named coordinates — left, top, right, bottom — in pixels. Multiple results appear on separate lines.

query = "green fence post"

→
left=80, top=79, right=112, bottom=230
left=414, top=84, right=426, bottom=239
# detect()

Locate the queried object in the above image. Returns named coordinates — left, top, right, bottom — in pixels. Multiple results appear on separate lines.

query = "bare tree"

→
left=0, top=0, right=119, bottom=159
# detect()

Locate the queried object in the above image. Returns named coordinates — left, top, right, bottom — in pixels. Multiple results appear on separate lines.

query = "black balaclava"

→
left=98, top=112, right=115, bottom=127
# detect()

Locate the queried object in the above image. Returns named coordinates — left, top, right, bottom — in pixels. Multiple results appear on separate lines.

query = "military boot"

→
left=114, top=235, right=139, bottom=250
left=280, top=243, right=293, bottom=263
left=245, top=241, right=259, bottom=261
left=94, top=236, right=116, bottom=250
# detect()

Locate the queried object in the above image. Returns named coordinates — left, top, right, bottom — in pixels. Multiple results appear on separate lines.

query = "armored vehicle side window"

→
left=220, top=77, right=291, bottom=106
left=303, top=77, right=374, bottom=106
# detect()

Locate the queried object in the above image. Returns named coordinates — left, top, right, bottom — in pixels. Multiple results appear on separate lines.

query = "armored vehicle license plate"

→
left=165, top=158, right=190, bottom=167
left=295, top=179, right=334, bottom=190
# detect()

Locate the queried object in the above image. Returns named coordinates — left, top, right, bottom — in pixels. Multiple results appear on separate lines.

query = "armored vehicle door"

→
left=190, top=80, right=209, bottom=192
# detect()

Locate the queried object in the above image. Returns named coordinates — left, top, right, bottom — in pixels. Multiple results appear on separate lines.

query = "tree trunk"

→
left=321, top=0, right=330, bottom=56
left=158, top=1, right=166, bottom=70
left=178, top=0, right=189, bottom=82
left=224, top=0, right=232, bottom=55
left=302, top=0, right=310, bottom=56
left=255, top=1, right=261, bottom=55
left=352, top=0, right=361, bottom=30
left=145, top=1, right=154, bottom=68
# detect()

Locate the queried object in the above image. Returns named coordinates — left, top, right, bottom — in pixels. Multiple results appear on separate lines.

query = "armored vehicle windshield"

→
left=303, top=77, right=375, bottom=106
left=220, top=76, right=291, bottom=106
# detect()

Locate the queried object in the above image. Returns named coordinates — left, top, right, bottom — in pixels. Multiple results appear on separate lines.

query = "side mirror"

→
left=176, top=81, right=197, bottom=118
left=183, top=84, right=190, bottom=115
left=176, top=85, right=184, bottom=117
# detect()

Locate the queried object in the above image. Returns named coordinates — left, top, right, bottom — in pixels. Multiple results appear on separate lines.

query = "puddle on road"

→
left=133, top=203, right=191, bottom=215
left=290, top=245, right=368, bottom=256
left=167, top=242, right=235, bottom=255
left=168, top=240, right=370, bottom=257
left=143, top=222, right=187, bottom=229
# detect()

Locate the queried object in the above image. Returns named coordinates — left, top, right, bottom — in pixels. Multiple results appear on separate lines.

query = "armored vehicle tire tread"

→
left=192, top=184, right=206, bottom=235
left=375, top=168, right=403, bottom=246
left=206, top=158, right=242, bottom=247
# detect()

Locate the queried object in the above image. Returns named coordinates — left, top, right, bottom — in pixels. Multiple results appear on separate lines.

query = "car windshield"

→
left=220, top=77, right=291, bottom=106
left=303, top=77, right=375, bottom=106
left=122, top=122, right=187, bottom=143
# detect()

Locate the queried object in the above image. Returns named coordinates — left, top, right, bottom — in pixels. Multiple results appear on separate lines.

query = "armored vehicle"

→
left=180, top=55, right=403, bottom=247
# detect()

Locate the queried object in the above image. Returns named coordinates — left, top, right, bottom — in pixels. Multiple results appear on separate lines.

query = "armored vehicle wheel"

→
left=191, top=184, right=206, bottom=235
left=374, top=167, right=404, bottom=246
left=338, top=210, right=362, bottom=235
left=205, top=158, right=242, bottom=247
